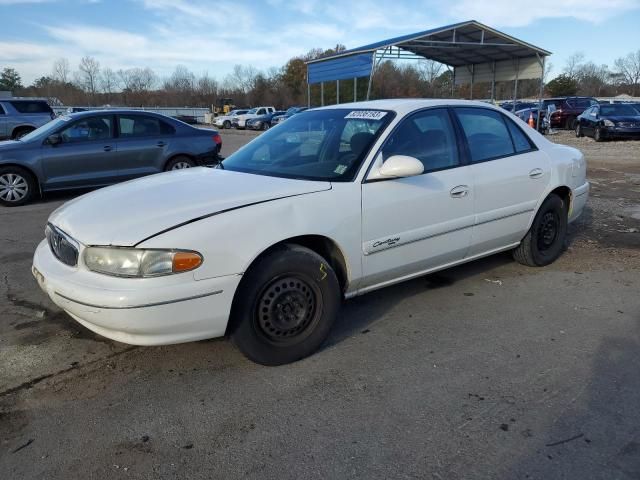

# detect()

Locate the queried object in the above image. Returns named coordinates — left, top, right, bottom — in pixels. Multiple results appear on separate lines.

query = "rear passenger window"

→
left=504, top=116, right=535, bottom=153
left=10, top=101, right=52, bottom=114
left=382, top=108, right=459, bottom=172
left=118, top=115, right=175, bottom=137
left=454, top=108, right=515, bottom=162
left=0, top=104, right=5, bottom=115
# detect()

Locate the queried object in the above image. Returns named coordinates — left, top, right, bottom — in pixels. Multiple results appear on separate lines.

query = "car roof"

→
left=65, top=109, right=174, bottom=120
left=315, top=98, right=503, bottom=115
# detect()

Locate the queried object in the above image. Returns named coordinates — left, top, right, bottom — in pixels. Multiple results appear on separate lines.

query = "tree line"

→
left=1, top=47, right=639, bottom=109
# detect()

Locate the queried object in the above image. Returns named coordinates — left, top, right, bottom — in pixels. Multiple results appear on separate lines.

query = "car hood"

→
left=606, top=115, right=640, bottom=122
left=48, top=168, right=331, bottom=246
left=0, top=140, right=22, bottom=151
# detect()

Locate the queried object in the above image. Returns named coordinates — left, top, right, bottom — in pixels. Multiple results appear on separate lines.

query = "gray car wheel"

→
left=0, top=166, right=36, bottom=207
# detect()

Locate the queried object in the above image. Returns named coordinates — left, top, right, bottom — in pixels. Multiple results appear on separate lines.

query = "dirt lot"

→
left=1, top=129, right=638, bottom=479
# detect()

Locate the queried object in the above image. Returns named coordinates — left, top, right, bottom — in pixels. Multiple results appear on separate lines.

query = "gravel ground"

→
left=0, top=129, right=638, bottom=480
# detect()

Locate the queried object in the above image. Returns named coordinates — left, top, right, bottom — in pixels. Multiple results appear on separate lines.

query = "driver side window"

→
left=59, top=116, right=113, bottom=143
left=381, top=108, right=459, bottom=173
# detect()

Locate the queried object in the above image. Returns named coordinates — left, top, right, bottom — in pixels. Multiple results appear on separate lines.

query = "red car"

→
left=542, top=97, right=598, bottom=129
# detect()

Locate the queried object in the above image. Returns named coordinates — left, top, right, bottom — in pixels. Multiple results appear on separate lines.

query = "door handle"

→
left=103, top=145, right=112, bottom=152
left=529, top=168, right=544, bottom=179
left=450, top=185, right=469, bottom=198
left=156, top=141, right=166, bottom=147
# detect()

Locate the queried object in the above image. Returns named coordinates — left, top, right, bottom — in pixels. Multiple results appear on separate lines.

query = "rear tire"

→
left=164, top=156, right=195, bottom=171
left=0, top=166, right=37, bottom=207
left=12, top=127, right=34, bottom=140
left=513, top=194, right=567, bottom=267
left=230, top=244, right=341, bottom=365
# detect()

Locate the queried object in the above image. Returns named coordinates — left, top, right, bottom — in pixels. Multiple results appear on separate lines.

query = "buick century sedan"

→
left=32, top=99, right=589, bottom=365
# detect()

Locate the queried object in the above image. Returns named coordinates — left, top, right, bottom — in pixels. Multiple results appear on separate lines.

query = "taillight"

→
left=212, top=133, right=222, bottom=145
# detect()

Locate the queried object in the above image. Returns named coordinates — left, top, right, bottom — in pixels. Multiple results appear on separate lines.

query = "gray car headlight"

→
left=603, top=119, right=615, bottom=127
left=84, top=247, right=202, bottom=277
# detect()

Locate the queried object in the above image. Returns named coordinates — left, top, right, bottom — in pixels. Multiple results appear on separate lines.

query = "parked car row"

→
left=0, top=110, right=222, bottom=206
left=214, top=106, right=308, bottom=130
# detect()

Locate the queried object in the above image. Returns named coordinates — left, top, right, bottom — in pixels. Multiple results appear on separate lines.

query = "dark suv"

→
left=542, top=96, right=598, bottom=129
left=0, top=99, right=55, bottom=140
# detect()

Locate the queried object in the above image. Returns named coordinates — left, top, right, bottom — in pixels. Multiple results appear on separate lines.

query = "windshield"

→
left=220, top=108, right=394, bottom=181
left=601, top=104, right=640, bottom=116
left=247, top=108, right=258, bottom=114
left=19, top=116, right=72, bottom=142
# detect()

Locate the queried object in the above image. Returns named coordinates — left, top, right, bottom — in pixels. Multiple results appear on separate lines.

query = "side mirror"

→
left=377, top=155, right=424, bottom=179
left=47, top=134, right=61, bottom=145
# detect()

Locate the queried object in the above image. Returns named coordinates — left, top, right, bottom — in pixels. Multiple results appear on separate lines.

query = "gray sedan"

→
left=0, top=110, right=222, bottom=206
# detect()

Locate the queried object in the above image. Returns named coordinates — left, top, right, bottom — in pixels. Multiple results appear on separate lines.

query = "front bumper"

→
left=32, top=240, right=241, bottom=345
left=601, top=127, right=640, bottom=139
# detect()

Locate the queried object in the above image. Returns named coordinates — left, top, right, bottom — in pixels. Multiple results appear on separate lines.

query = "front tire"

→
left=230, top=244, right=341, bottom=365
left=575, top=124, right=583, bottom=137
left=0, top=166, right=37, bottom=207
left=513, top=194, right=568, bottom=267
left=594, top=127, right=604, bottom=142
left=223, top=120, right=231, bottom=129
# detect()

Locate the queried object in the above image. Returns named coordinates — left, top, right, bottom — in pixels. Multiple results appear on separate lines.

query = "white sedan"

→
left=32, top=99, right=589, bottom=365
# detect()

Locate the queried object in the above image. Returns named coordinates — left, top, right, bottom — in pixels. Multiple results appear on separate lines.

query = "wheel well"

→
left=0, top=163, right=39, bottom=183
left=549, top=186, right=571, bottom=211
left=11, top=125, right=35, bottom=138
left=253, top=235, right=349, bottom=294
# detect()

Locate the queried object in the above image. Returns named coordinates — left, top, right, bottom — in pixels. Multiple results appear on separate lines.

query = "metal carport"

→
left=306, top=20, right=551, bottom=116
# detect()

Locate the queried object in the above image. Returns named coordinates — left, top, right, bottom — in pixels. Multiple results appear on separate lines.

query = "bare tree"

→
left=164, top=65, right=195, bottom=92
left=224, top=64, right=259, bottom=93
left=614, top=50, right=640, bottom=96
left=77, top=56, right=101, bottom=104
left=563, top=52, right=585, bottom=80
left=417, top=59, right=444, bottom=84
left=52, top=58, right=70, bottom=84
left=100, top=67, right=119, bottom=100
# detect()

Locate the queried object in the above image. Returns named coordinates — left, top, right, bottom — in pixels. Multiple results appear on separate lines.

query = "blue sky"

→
left=1, top=0, right=640, bottom=84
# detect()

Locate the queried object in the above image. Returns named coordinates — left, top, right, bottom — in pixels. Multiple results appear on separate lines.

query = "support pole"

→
left=451, top=67, right=455, bottom=97
left=336, top=80, right=340, bottom=104
left=470, top=64, right=475, bottom=100
left=536, top=54, right=545, bottom=131
left=366, top=73, right=372, bottom=100
left=321, top=82, right=324, bottom=107
left=307, top=82, right=311, bottom=108
left=491, top=60, right=496, bottom=103
left=354, top=77, right=357, bottom=102
left=512, top=57, right=520, bottom=108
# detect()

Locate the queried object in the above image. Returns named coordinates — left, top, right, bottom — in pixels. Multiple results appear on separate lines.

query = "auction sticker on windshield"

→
left=344, top=111, right=387, bottom=120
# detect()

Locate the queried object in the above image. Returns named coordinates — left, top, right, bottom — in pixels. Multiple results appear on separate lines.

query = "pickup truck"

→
left=233, top=107, right=276, bottom=129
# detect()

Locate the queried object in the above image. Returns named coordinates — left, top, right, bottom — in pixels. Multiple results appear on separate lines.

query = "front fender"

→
left=137, top=184, right=363, bottom=291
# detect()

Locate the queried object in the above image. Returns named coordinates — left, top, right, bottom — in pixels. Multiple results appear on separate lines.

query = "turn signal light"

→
left=172, top=252, right=203, bottom=272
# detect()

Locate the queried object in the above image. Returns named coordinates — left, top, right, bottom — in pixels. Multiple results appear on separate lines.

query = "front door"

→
left=40, top=114, right=119, bottom=190
left=361, top=108, right=474, bottom=290
left=452, top=107, right=551, bottom=256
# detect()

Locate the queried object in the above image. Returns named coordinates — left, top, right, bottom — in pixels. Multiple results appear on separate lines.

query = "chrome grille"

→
left=618, top=122, right=640, bottom=128
left=45, top=224, right=79, bottom=267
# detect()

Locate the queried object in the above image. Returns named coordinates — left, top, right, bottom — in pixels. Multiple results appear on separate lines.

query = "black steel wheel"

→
left=575, top=123, right=583, bottom=137
left=230, top=244, right=341, bottom=365
left=513, top=194, right=568, bottom=267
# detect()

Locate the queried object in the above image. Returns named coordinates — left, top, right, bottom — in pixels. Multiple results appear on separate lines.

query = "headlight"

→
left=84, top=247, right=202, bottom=277
left=603, top=119, right=615, bottom=127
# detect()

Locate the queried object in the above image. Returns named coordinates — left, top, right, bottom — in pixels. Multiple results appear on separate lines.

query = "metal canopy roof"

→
left=306, top=20, right=551, bottom=85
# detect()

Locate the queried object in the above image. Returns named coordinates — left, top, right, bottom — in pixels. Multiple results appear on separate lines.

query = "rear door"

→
left=452, top=107, right=550, bottom=256
left=361, top=108, right=474, bottom=288
left=114, top=114, right=176, bottom=179
left=0, top=103, right=7, bottom=139
left=40, top=114, right=119, bottom=189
